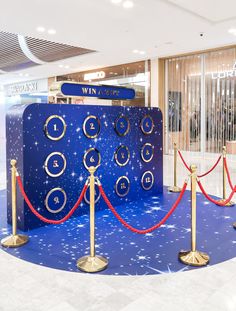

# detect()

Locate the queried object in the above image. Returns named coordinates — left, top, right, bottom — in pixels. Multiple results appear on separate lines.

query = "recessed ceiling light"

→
left=64, top=65, right=70, bottom=69
left=139, top=51, right=146, bottom=55
left=133, top=49, right=139, bottom=53
left=58, top=64, right=64, bottom=68
left=123, top=0, right=134, bottom=8
left=48, top=29, right=56, bottom=35
left=228, top=28, right=236, bottom=35
left=111, top=0, right=122, bottom=4
left=36, top=26, right=45, bottom=33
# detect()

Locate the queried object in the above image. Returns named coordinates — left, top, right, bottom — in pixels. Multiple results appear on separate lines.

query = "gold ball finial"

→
left=10, top=159, right=17, bottom=167
left=88, top=166, right=97, bottom=174
left=222, top=146, right=227, bottom=157
left=190, top=164, right=197, bottom=173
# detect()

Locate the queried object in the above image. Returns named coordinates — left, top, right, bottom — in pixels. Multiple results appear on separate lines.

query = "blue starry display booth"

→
left=3, top=97, right=236, bottom=275
left=6, top=103, right=163, bottom=231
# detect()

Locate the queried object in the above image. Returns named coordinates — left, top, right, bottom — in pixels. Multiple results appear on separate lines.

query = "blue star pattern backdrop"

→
left=6, top=104, right=163, bottom=231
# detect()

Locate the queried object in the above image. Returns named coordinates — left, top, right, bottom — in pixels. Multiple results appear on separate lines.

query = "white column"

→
left=200, top=54, right=206, bottom=155
left=150, top=59, right=159, bottom=108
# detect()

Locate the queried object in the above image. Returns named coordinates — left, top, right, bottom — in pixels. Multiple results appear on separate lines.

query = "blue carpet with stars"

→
left=0, top=187, right=236, bottom=275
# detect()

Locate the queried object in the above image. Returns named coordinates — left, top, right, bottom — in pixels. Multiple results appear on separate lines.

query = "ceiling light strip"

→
left=18, top=35, right=46, bottom=65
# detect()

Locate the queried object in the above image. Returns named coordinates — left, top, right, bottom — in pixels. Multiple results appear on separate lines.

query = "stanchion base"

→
left=77, top=255, right=108, bottom=273
left=1, top=234, right=29, bottom=248
left=179, top=250, right=210, bottom=266
left=168, top=186, right=182, bottom=193
left=217, top=199, right=235, bottom=207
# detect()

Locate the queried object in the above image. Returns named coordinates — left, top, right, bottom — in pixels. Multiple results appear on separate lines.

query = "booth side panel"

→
left=6, top=107, right=25, bottom=231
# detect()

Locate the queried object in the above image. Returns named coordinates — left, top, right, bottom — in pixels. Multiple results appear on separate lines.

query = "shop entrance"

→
left=165, top=47, right=236, bottom=155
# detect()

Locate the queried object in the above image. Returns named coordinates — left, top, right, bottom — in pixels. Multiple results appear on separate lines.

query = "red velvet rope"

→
left=178, top=150, right=222, bottom=178
left=197, top=180, right=235, bottom=206
left=98, top=182, right=187, bottom=234
left=17, top=175, right=88, bottom=224
left=178, top=151, right=191, bottom=172
left=224, top=158, right=235, bottom=191
left=198, top=155, right=222, bottom=178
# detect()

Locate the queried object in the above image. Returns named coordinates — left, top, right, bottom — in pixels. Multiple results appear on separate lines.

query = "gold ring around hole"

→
left=141, top=143, right=154, bottom=163
left=141, top=171, right=154, bottom=190
left=114, top=115, right=130, bottom=137
left=44, top=152, right=67, bottom=178
left=83, top=115, right=101, bottom=139
left=45, top=188, right=67, bottom=214
left=44, top=115, right=67, bottom=141
left=140, top=115, right=154, bottom=135
left=115, top=176, right=130, bottom=197
left=83, top=148, right=101, bottom=170
left=114, top=145, right=130, bottom=167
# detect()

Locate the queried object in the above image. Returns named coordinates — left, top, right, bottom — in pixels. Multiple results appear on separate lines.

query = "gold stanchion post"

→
left=168, top=143, right=181, bottom=193
left=179, top=164, right=210, bottom=266
left=77, top=166, right=108, bottom=273
left=1, top=160, right=29, bottom=248
left=217, top=146, right=234, bottom=207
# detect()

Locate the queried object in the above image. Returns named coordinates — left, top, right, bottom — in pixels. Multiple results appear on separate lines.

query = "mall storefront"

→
left=3, top=50, right=236, bottom=156
left=163, top=46, right=236, bottom=155
left=49, top=48, right=236, bottom=156
left=49, top=60, right=151, bottom=107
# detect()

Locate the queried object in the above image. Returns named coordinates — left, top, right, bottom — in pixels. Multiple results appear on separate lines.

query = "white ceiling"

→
left=167, top=0, right=236, bottom=22
left=0, top=0, right=236, bottom=85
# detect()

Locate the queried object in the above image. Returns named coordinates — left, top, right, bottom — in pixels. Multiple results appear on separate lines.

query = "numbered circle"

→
left=45, top=188, right=67, bottom=213
left=84, top=182, right=101, bottom=204
left=140, top=115, right=154, bottom=135
left=83, top=148, right=101, bottom=170
left=44, top=152, right=67, bottom=177
left=141, top=171, right=154, bottom=191
left=141, top=143, right=154, bottom=163
left=115, top=145, right=130, bottom=167
left=44, top=115, right=66, bottom=141
left=83, top=115, right=101, bottom=138
left=115, top=176, right=130, bottom=197
left=115, top=115, right=130, bottom=137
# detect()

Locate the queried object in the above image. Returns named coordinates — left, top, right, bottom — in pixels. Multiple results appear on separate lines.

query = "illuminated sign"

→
left=60, top=83, right=135, bottom=100
left=211, top=62, right=236, bottom=80
left=5, top=79, right=48, bottom=96
left=84, top=71, right=106, bottom=81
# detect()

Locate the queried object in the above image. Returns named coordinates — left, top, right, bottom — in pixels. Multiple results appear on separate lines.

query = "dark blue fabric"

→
left=1, top=187, right=236, bottom=275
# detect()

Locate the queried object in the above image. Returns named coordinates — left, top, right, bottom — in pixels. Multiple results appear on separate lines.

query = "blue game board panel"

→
left=6, top=104, right=163, bottom=230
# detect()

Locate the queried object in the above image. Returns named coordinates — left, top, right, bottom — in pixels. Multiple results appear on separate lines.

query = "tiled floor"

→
left=0, top=149, right=236, bottom=311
